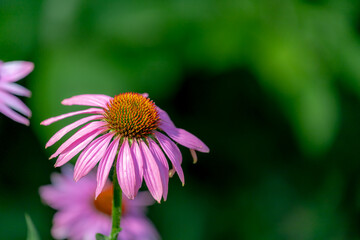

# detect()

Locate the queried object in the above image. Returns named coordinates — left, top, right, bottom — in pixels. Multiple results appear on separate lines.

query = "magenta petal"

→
left=160, top=124, right=209, bottom=153
left=96, top=137, right=120, bottom=198
left=139, top=140, right=163, bottom=203
left=41, top=108, right=104, bottom=126
left=157, top=107, right=175, bottom=127
left=117, top=140, right=140, bottom=200
left=54, top=128, right=106, bottom=167
left=148, top=138, right=169, bottom=201
left=50, top=121, right=107, bottom=159
left=0, top=82, right=31, bottom=97
left=0, top=90, right=31, bottom=117
left=74, top=132, right=114, bottom=181
left=0, top=102, right=29, bottom=125
left=155, top=131, right=184, bottom=185
left=0, top=61, right=34, bottom=82
left=45, top=115, right=103, bottom=148
left=131, top=140, right=144, bottom=191
left=61, top=94, right=112, bottom=108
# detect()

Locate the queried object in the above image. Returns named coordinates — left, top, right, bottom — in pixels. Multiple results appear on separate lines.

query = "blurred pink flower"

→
left=0, top=60, right=33, bottom=125
left=40, top=167, right=160, bottom=240
left=41, top=92, right=209, bottom=202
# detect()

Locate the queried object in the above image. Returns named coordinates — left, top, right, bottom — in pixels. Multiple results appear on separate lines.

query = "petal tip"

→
left=40, top=120, right=49, bottom=126
left=95, top=190, right=101, bottom=200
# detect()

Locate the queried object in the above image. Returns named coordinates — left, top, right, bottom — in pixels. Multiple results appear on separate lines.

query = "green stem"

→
left=110, top=170, right=122, bottom=240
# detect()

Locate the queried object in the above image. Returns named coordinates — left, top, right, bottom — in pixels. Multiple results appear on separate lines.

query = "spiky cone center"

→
left=103, top=93, right=159, bottom=139
left=94, top=186, right=126, bottom=216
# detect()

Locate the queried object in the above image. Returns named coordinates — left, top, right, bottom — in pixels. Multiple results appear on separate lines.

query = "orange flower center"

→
left=93, top=186, right=126, bottom=216
left=103, top=93, right=159, bottom=139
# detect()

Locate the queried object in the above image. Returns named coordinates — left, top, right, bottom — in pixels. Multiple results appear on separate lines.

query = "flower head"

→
left=41, top=93, right=209, bottom=202
left=40, top=166, right=160, bottom=240
left=0, top=60, right=33, bottom=125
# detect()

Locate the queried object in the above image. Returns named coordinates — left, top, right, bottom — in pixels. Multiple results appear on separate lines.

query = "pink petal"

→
left=127, top=191, right=155, bottom=208
left=45, top=115, right=103, bottom=148
left=0, top=102, right=29, bottom=125
left=141, top=93, right=149, bottom=98
left=160, top=124, right=209, bottom=153
left=0, top=82, right=31, bottom=97
left=148, top=138, right=169, bottom=201
left=41, top=108, right=104, bottom=126
left=157, top=107, right=175, bottom=127
left=0, top=61, right=34, bottom=82
left=54, top=128, right=106, bottom=167
left=74, top=132, right=114, bottom=181
left=131, top=140, right=144, bottom=191
left=117, top=140, right=140, bottom=200
left=0, top=90, right=31, bottom=117
left=96, top=137, right=120, bottom=198
left=50, top=121, right=107, bottom=159
left=155, top=131, right=184, bottom=185
left=139, top=140, right=163, bottom=203
left=61, top=94, right=112, bottom=108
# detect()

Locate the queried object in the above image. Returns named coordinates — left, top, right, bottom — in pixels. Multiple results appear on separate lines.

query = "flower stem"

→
left=110, top=170, right=122, bottom=240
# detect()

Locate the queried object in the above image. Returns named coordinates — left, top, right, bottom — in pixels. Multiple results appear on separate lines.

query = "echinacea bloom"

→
left=41, top=93, right=209, bottom=202
left=0, top=60, right=33, bottom=125
left=40, top=167, right=160, bottom=240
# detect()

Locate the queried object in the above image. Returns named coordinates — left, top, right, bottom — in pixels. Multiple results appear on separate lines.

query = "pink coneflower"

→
left=41, top=93, right=209, bottom=202
left=40, top=167, right=160, bottom=240
left=0, top=60, right=33, bottom=125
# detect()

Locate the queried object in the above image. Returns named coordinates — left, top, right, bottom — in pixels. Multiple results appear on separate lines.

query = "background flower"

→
left=0, top=60, right=33, bottom=125
left=40, top=166, right=160, bottom=240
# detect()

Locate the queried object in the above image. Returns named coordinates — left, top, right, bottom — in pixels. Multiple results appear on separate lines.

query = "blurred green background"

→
left=1, top=0, right=360, bottom=239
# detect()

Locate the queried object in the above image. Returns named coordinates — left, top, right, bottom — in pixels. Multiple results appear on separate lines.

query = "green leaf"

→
left=25, top=214, right=41, bottom=240
left=95, top=233, right=110, bottom=240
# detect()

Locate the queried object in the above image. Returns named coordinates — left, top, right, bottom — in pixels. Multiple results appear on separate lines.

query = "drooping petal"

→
left=155, top=131, right=184, bottom=185
left=190, top=149, right=198, bottom=164
left=169, top=168, right=176, bottom=178
left=148, top=138, right=169, bottom=201
left=54, top=128, right=106, bottom=167
left=96, top=137, right=120, bottom=198
left=131, top=140, right=144, bottom=191
left=0, top=61, right=34, bottom=82
left=74, top=132, right=114, bottom=181
left=50, top=121, right=107, bottom=159
left=41, top=108, right=104, bottom=126
left=117, top=140, right=140, bottom=200
left=0, top=82, right=31, bottom=97
left=45, top=115, right=103, bottom=148
left=0, top=90, right=31, bottom=117
left=139, top=140, right=163, bottom=203
left=157, top=107, right=175, bottom=127
left=160, top=124, right=209, bottom=153
left=61, top=94, right=112, bottom=108
left=0, top=102, right=29, bottom=125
